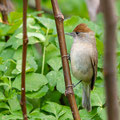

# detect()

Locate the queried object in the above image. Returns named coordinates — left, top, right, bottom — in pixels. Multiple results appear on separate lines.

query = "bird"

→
left=66, top=23, right=98, bottom=112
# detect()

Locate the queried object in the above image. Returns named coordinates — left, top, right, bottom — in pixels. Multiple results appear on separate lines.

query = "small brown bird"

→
left=66, top=23, right=98, bottom=112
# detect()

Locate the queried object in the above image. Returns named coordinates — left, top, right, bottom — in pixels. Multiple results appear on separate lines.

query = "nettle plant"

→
left=0, top=12, right=119, bottom=120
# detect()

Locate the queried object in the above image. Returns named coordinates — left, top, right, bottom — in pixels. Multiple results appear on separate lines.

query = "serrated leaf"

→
left=12, top=73, right=48, bottom=92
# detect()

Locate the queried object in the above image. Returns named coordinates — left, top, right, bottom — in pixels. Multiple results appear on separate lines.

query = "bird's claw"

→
left=62, top=53, right=70, bottom=61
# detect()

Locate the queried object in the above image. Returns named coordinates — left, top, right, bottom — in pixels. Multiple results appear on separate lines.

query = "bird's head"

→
left=65, top=23, right=93, bottom=38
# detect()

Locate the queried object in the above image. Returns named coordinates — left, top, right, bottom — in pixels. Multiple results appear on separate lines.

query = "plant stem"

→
left=41, top=46, right=45, bottom=74
left=41, top=29, right=49, bottom=75
left=35, top=0, right=42, bottom=16
left=0, top=0, right=9, bottom=42
left=21, top=0, right=28, bottom=120
left=101, top=0, right=120, bottom=120
left=51, top=0, right=81, bottom=119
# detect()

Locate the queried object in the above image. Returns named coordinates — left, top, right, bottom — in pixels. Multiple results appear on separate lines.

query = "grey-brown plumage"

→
left=66, top=23, right=98, bottom=112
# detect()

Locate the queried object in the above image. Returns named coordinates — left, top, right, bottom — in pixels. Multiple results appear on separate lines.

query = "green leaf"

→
left=46, top=71, right=57, bottom=91
left=15, top=57, right=38, bottom=74
left=79, top=107, right=98, bottom=120
left=91, top=87, right=105, bottom=107
left=0, top=92, right=5, bottom=101
left=0, top=102, right=9, bottom=109
left=0, top=48, right=14, bottom=60
left=16, top=32, right=45, bottom=42
left=45, top=44, right=60, bottom=62
left=47, top=57, right=62, bottom=71
left=13, top=46, right=34, bottom=60
left=64, top=16, right=102, bottom=36
left=12, top=73, right=48, bottom=92
left=8, top=95, right=21, bottom=112
left=0, top=23, right=11, bottom=36
left=26, top=86, right=49, bottom=99
left=56, top=71, right=65, bottom=94
left=29, top=109, right=56, bottom=120
left=42, top=101, right=69, bottom=119
left=59, top=106, right=73, bottom=120
left=97, top=107, right=107, bottom=120
left=35, top=17, right=55, bottom=30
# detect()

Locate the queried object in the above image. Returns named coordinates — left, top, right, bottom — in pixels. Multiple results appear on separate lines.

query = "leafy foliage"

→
left=0, top=0, right=120, bottom=120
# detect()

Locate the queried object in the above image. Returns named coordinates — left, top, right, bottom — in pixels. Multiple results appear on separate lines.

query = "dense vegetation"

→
left=0, top=0, right=120, bottom=120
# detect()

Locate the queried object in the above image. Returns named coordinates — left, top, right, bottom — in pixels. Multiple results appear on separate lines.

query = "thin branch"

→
left=21, top=0, right=28, bottom=120
left=0, top=0, right=9, bottom=42
left=51, top=0, right=81, bottom=119
left=101, top=0, right=120, bottom=120
left=35, top=0, right=42, bottom=17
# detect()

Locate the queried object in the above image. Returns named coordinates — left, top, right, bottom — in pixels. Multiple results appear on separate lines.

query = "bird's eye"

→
left=76, top=32, right=79, bottom=34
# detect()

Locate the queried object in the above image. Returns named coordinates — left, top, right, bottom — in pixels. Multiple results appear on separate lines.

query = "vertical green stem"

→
left=41, top=46, right=46, bottom=74
left=41, top=29, right=49, bottom=74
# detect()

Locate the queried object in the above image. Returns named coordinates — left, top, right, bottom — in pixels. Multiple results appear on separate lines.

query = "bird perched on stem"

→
left=66, top=23, right=98, bottom=112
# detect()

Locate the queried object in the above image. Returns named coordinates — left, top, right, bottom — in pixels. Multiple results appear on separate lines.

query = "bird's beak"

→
left=65, top=32, right=75, bottom=36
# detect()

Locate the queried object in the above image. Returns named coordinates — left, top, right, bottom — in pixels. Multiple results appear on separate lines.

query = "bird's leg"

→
left=62, top=53, right=70, bottom=61
left=72, top=80, right=82, bottom=88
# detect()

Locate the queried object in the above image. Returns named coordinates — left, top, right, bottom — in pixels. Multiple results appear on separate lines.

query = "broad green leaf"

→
left=0, top=48, right=14, bottom=60
left=41, top=101, right=65, bottom=119
left=47, top=57, right=62, bottom=71
left=97, top=107, right=107, bottom=120
left=4, top=60, right=16, bottom=77
left=1, top=113, right=23, bottom=120
left=26, top=86, right=48, bottom=99
left=16, top=32, right=45, bottom=42
left=12, top=73, right=48, bottom=92
left=0, top=23, right=11, bottom=36
left=29, top=109, right=56, bottom=120
left=35, top=17, right=55, bottom=30
left=59, top=106, right=73, bottom=120
left=0, top=42, right=5, bottom=53
left=15, top=57, right=38, bottom=73
left=46, top=71, right=57, bottom=91
left=13, top=46, right=34, bottom=60
left=8, top=95, right=21, bottom=112
left=79, top=107, right=98, bottom=120
left=45, top=44, right=60, bottom=61
left=0, top=102, right=9, bottom=109
left=64, top=16, right=102, bottom=36
left=56, top=71, right=65, bottom=94
left=91, top=87, right=105, bottom=107
left=0, top=92, right=5, bottom=101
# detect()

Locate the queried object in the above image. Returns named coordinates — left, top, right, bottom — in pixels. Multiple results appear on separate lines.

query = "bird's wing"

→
left=90, top=46, right=98, bottom=90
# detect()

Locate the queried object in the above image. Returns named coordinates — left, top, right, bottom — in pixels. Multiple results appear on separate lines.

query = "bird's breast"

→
left=70, top=42, right=93, bottom=81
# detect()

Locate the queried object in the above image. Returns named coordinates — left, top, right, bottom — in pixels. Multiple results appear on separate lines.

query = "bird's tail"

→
left=82, top=83, right=91, bottom=112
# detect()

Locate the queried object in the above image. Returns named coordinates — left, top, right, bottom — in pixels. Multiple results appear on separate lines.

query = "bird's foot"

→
left=62, top=53, right=70, bottom=61
left=65, top=85, right=73, bottom=96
